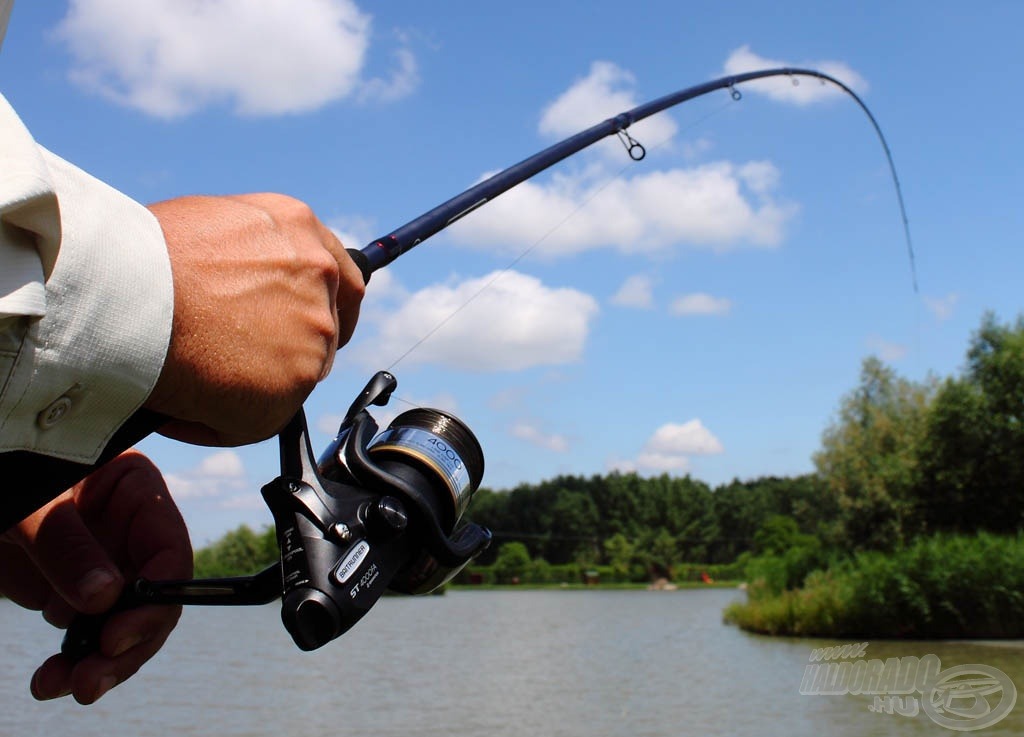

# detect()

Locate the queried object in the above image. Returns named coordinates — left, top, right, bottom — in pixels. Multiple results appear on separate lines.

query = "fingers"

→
left=224, top=192, right=364, bottom=348
left=73, top=449, right=193, bottom=576
left=14, top=451, right=194, bottom=705
left=13, top=492, right=124, bottom=615
left=32, top=604, right=183, bottom=705
left=13, top=450, right=186, bottom=614
left=30, top=654, right=73, bottom=702
left=0, top=537, right=51, bottom=610
left=310, top=215, right=365, bottom=349
left=0, top=539, right=78, bottom=626
left=335, top=245, right=364, bottom=348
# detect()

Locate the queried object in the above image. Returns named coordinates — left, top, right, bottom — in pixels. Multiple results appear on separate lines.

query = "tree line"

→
left=466, top=472, right=828, bottom=573
left=195, top=311, right=1024, bottom=589
left=191, top=470, right=820, bottom=579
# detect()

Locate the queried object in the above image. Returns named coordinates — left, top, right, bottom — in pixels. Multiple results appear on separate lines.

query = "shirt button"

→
left=38, top=396, right=74, bottom=429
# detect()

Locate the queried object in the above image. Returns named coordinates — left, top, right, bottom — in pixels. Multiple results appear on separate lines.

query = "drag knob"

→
left=364, top=496, right=409, bottom=541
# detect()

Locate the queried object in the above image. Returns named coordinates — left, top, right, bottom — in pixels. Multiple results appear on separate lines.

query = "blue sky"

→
left=3, top=1, right=1021, bottom=545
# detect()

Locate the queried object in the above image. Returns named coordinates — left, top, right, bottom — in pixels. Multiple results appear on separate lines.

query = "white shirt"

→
left=0, top=0, right=173, bottom=463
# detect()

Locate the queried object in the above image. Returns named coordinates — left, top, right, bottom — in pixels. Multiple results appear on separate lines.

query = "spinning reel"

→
left=62, top=371, right=492, bottom=657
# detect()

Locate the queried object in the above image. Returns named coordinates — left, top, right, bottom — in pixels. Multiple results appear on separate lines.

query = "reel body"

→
left=61, top=371, right=491, bottom=657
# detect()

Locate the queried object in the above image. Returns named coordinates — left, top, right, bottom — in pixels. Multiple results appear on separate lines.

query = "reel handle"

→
left=61, top=566, right=282, bottom=661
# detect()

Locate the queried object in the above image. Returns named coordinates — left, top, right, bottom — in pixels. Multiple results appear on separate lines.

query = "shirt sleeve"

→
left=0, top=92, right=173, bottom=463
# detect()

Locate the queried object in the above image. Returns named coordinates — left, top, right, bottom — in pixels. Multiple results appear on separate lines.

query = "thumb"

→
left=14, top=492, right=124, bottom=614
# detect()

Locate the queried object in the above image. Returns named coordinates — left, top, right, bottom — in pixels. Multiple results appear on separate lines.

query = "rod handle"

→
left=346, top=248, right=373, bottom=285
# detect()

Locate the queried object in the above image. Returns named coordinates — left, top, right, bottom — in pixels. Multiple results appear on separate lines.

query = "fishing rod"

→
left=0, top=67, right=914, bottom=533
left=346, top=66, right=915, bottom=288
left=6, top=66, right=915, bottom=657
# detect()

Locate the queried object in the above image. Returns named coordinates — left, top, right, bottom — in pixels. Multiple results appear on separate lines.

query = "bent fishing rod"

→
left=347, top=66, right=914, bottom=285
left=6, top=66, right=915, bottom=654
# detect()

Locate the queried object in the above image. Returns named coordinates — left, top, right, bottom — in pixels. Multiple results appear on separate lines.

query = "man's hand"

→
left=0, top=450, right=193, bottom=705
left=145, top=193, right=366, bottom=446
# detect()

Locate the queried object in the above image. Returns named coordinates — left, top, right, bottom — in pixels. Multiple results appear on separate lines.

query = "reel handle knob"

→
left=60, top=583, right=144, bottom=661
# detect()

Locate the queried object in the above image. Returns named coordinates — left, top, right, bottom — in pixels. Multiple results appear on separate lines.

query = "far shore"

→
left=449, top=580, right=744, bottom=591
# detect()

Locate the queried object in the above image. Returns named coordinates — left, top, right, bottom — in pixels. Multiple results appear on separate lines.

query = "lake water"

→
left=1, top=588, right=1021, bottom=736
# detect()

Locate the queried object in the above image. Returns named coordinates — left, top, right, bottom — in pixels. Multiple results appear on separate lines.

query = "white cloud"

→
left=165, top=450, right=247, bottom=500
left=351, top=270, right=599, bottom=371
left=923, top=292, right=959, bottom=321
left=356, top=45, right=419, bottom=103
left=218, top=494, right=268, bottom=511
left=539, top=61, right=678, bottom=154
left=611, top=274, right=655, bottom=309
left=670, top=292, right=732, bottom=316
left=609, top=420, right=723, bottom=475
left=359, top=267, right=407, bottom=308
left=646, top=421, right=725, bottom=456
left=448, top=162, right=797, bottom=257
left=511, top=421, right=570, bottom=453
left=634, top=452, right=691, bottom=473
left=723, top=45, right=869, bottom=105
left=738, top=161, right=781, bottom=195
left=54, top=0, right=415, bottom=117
left=330, top=215, right=377, bottom=253
left=866, top=334, right=908, bottom=362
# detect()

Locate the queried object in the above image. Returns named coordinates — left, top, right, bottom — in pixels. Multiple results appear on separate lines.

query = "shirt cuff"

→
left=0, top=150, right=173, bottom=463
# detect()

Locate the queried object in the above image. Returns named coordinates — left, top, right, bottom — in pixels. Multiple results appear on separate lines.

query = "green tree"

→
left=545, top=488, right=599, bottom=564
left=744, top=514, right=827, bottom=594
left=193, top=524, right=278, bottom=577
left=753, top=515, right=802, bottom=555
left=591, top=472, right=644, bottom=541
left=603, top=532, right=636, bottom=580
left=707, top=475, right=831, bottom=563
left=492, top=541, right=532, bottom=584
left=655, top=475, right=717, bottom=561
left=813, top=356, right=934, bottom=551
left=918, top=312, right=1024, bottom=533
left=529, top=557, right=554, bottom=583
left=645, top=529, right=680, bottom=579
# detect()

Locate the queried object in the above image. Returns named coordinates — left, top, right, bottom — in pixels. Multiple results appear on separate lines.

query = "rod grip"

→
left=346, top=248, right=373, bottom=285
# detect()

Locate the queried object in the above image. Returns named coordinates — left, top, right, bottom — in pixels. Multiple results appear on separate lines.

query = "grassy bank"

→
left=454, top=559, right=746, bottom=587
left=724, top=532, right=1024, bottom=638
left=451, top=580, right=742, bottom=591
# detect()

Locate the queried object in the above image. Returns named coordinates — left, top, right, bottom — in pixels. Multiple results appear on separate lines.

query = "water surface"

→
left=1, top=589, right=1020, bottom=736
